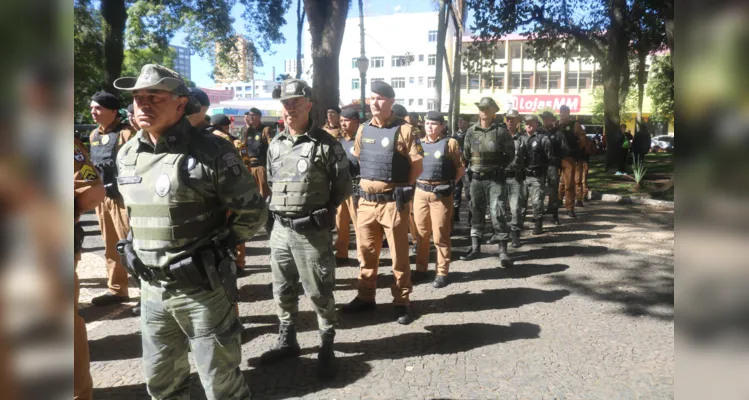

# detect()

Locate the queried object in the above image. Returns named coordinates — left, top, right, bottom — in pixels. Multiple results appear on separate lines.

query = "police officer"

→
left=540, top=111, right=565, bottom=224
left=406, top=112, right=424, bottom=138
left=523, top=115, right=554, bottom=235
left=391, top=104, right=419, bottom=251
left=556, top=104, right=587, bottom=218
left=412, top=111, right=465, bottom=288
left=451, top=114, right=471, bottom=223
left=74, top=137, right=105, bottom=400
left=88, top=91, right=136, bottom=307
left=341, top=81, right=424, bottom=324
left=114, top=64, right=267, bottom=399
left=323, top=105, right=342, bottom=138
left=334, top=107, right=362, bottom=265
left=500, top=109, right=528, bottom=248
left=460, top=97, right=515, bottom=268
left=243, top=107, right=273, bottom=198
left=260, top=79, right=351, bottom=380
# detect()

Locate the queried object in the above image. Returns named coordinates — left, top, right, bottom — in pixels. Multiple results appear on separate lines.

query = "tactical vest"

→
left=90, top=130, right=120, bottom=187
left=452, top=132, right=466, bottom=151
left=358, top=122, right=410, bottom=183
left=508, top=133, right=525, bottom=172
left=268, top=135, right=331, bottom=216
left=420, top=137, right=456, bottom=182
left=117, top=141, right=225, bottom=269
left=469, top=124, right=506, bottom=171
left=338, top=136, right=360, bottom=179
left=559, top=120, right=580, bottom=158
left=544, top=127, right=565, bottom=163
left=245, top=125, right=266, bottom=161
left=526, top=134, right=549, bottom=170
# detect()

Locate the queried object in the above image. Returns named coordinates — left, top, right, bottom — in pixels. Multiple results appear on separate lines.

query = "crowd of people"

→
left=74, top=64, right=599, bottom=399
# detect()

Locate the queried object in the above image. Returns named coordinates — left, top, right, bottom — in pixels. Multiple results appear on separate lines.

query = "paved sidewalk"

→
left=77, top=201, right=674, bottom=399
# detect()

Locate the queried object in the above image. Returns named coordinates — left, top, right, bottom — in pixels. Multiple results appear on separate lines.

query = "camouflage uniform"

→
left=114, top=65, right=267, bottom=400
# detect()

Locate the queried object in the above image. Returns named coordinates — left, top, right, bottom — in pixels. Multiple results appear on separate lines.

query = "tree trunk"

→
left=434, top=0, right=448, bottom=113
left=603, top=0, right=628, bottom=171
left=636, top=47, right=647, bottom=123
left=450, top=11, right=462, bottom=134
left=304, top=0, right=349, bottom=127
left=296, top=0, right=305, bottom=79
left=101, top=0, right=127, bottom=95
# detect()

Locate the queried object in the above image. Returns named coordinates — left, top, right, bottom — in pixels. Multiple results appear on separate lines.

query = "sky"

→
left=173, top=0, right=464, bottom=88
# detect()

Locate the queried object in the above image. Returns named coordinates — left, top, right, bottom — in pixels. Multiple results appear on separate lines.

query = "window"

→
left=482, top=74, right=492, bottom=89
left=236, top=86, right=243, bottom=91
left=510, top=42, right=522, bottom=59
left=370, top=57, right=384, bottom=68
left=427, top=77, right=436, bottom=88
left=428, top=30, right=438, bottom=42
left=469, top=75, right=480, bottom=90
left=245, top=86, right=252, bottom=91
left=522, top=72, right=533, bottom=88
left=566, top=72, right=579, bottom=89
left=536, top=72, right=548, bottom=89
left=579, top=71, right=592, bottom=89
left=418, top=99, right=424, bottom=106
left=492, top=72, right=505, bottom=89
left=352, top=58, right=358, bottom=68
left=419, top=54, right=424, bottom=62
left=392, top=56, right=408, bottom=67
left=523, top=44, right=535, bottom=60
left=408, top=99, right=414, bottom=106
left=391, top=77, right=406, bottom=88
left=352, top=78, right=360, bottom=90
left=593, top=71, right=603, bottom=86
left=549, top=72, right=561, bottom=89
left=409, top=77, right=415, bottom=84
left=510, top=72, right=521, bottom=89
left=395, top=99, right=405, bottom=105
left=428, top=54, right=436, bottom=66
left=460, top=74, right=468, bottom=89
left=495, top=41, right=506, bottom=60
left=427, top=99, right=435, bottom=110
left=418, top=77, right=424, bottom=85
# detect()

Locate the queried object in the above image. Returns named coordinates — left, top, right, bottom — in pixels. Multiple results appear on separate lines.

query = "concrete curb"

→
left=587, top=190, right=674, bottom=209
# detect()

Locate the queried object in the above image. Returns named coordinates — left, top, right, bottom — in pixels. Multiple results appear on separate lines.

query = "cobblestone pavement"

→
left=77, top=200, right=674, bottom=399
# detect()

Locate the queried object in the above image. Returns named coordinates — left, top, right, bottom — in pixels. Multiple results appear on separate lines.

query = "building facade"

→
left=216, top=79, right=276, bottom=100
left=214, top=36, right=255, bottom=84
left=198, top=87, right=234, bottom=105
left=284, top=57, right=306, bottom=79
left=170, top=45, right=191, bottom=80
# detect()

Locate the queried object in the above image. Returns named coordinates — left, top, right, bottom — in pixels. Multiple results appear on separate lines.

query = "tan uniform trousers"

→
left=95, top=196, right=130, bottom=296
left=409, top=202, right=418, bottom=244
left=413, top=188, right=453, bottom=276
left=356, top=199, right=412, bottom=305
left=250, top=165, right=271, bottom=198
left=575, top=161, right=590, bottom=201
left=74, top=257, right=93, bottom=400
left=335, top=196, right=361, bottom=261
left=557, top=157, right=577, bottom=211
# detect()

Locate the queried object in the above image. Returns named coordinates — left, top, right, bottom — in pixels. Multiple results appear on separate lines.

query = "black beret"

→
left=190, top=88, right=210, bottom=107
left=371, top=80, right=395, bottom=98
left=127, top=104, right=134, bottom=114
left=210, top=114, right=231, bottom=127
left=425, top=111, right=444, bottom=123
left=408, top=112, right=420, bottom=122
left=327, top=106, right=342, bottom=114
left=392, top=104, right=408, bottom=118
left=340, top=108, right=360, bottom=120
left=91, top=91, right=120, bottom=110
left=459, top=114, right=471, bottom=121
left=249, top=107, right=262, bottom=115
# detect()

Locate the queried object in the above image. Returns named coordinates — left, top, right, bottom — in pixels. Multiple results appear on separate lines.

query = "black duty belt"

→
left=358, top=190, right=396, bottom=202
left=472, top=170, right=502, bottom=180
left=526, top=168, right=545, bottom=177
left=249, top=159, right=262, bottom=167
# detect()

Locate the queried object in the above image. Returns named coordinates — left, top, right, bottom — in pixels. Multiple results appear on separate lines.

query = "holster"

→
left=116, top=237, right=152, bottom=282
left=311, top=207, right=335, bottom=231
left=74, top=222, right=84, bottom=254
left=394, top=186, right=415, bottom=213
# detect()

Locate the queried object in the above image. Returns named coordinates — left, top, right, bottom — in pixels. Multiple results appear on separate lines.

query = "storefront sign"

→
left=510, top=95, right=581, bottom=113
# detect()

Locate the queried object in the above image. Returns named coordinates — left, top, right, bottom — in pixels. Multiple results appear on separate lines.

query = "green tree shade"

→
left=646, top=54, right=674, bottom=123
left=591, top=86, right=637, bottom=125
left=74, top=0, right=104, bottom=123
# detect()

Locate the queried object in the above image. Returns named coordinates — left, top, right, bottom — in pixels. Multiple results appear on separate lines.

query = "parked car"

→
left=651, top=135, right=674, bottom=152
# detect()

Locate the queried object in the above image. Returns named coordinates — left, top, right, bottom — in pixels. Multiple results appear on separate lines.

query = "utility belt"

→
left=525, top=167, right=546, bottom=178
left=359, top=186, right=414, bottom=212
left=471, top=169, right=505, bottom=181
left=416, top=182, right=454, bottom=198
left=505, top=169, right=525, bottom=180
left=248, top=158, right=262, bottom=167
left=116, top=230, right=239, bottom=303
left=273, top=206, right=335, bottom=233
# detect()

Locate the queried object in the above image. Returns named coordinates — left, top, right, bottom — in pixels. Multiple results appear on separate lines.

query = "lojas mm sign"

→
left=510, top=95, right=581, bottom=113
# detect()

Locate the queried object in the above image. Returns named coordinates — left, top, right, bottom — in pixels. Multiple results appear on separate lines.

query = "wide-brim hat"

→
left=475, top=97, right=499, bottom=110
left=114, top=64, right=200, bottom=114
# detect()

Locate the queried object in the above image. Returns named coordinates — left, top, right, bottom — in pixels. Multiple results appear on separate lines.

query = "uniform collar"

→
left=473, top=119, right=502, bottom=132
left=278, top=123, right=319, bottom=144
left=98, top=117, right=122, bottom=134
left=137, top=118, right=192, bottom=153
left=423, top=133, right=445, bottom=144
left=369, top=114, right=399, bottom=128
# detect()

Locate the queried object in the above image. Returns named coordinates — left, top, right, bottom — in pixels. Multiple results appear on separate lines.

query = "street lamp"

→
left=357, top=56, right=368, bottom=119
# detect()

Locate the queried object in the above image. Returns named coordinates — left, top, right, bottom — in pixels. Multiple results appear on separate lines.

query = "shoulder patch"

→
left=80, top=164, right=98, bottom=181
left=222, top=153, right=242, bottom=177
left=333, top=144, right=346, bottom=162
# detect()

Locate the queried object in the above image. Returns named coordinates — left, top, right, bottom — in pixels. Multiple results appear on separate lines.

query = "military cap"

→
left=475, top=97, right=499, bottom=110
left=425, top=111, right=444, bottom=123
left=91, top=91, right=120, bottom=110
left=190, top=87, right=210, bottom=107
left=127, top=103, right=134, bottom=114
left=248, top=107, right=262, bottom=115
left=540, top=111, right=557, bottom=120
left=371, top=80, right=395, bottom=98
left=459, top=114, right=471, bottom=121
left=505, top=109, right=520, bottom=119
left=524, top=114, right=540, bottom=124
left=392, top=104, right=408, bottom=118
left=210, top=114, right=231, bottom=127
left=327, top=105, right=342, bottom=114
left=340, top=108, right=360, bottom=120
left=408, top=112, right=420, bottom=123
left=114, top=64, right=200, bottom=114
left=272, top=79, right=312, bottom=101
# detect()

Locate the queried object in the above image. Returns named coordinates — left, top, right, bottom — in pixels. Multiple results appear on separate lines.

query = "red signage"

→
left=510, top=95, right=581, bottom=113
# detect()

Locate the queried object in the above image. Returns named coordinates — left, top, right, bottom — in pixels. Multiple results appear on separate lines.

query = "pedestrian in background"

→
left=556, top=105, right=587, bottom=218
left=334, top=107, right=363, bottom=265
left=323, top=105, right=342, bottom=138
left=500, top=109, right=528, bottom=248
left=540, top=111, right=565, bottom=224
left=523, top=115, right=553, bottom=235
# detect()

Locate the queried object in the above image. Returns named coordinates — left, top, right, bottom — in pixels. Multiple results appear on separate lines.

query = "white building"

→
left=284, top=57, right=306, bottom=78
left=304, top=11, right=456, bottom=113
left=217, top=79, right=276, bottom=100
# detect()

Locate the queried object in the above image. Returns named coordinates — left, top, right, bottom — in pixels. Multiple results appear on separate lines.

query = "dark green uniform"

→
left=524, top=131, right=554, bottom=223
left=499, top=130, right=528, bottom=234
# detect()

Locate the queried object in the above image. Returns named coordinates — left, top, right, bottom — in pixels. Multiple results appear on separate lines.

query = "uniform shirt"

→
left=462, top=119, right=515, bottom=173
left=418, top=134, right=464, bottom=185
left=74, top=138, right=105, bottom=221
left=244, top=123, right=274, bottom=158
left=323, top=124, right=341, bottom=138
left=89, top=118, right=136, bottom=149
left=525, top=131, right=554, bottom=170
left=267, top=125, right=352, bottom=213
left=507, top=130, right=528, bottom=173
left=352, top=114, right=424, bottom=194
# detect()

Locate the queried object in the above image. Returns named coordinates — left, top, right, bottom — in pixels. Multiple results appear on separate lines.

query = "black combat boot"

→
left=575, top=200, right=584, bottom=207
left=460, top=237, right=481, bottom=261
left=317, top=329, right=337, bottom=381
left=411, top=270, right=429, bottom=283
left=552, top=210, right=560, bottom=225
left=511, top=230, right=521, bottom=248
left=394, top=305, right=413, bottom=325
left=432, top=275, right=448, bottom=288
left=498, top=241, right=514, bottom=268
left=567, top=210, right=577, bottom=219
left=132, top=302, right=141, bottom=316
left=259, top=323, right=301, bottom=365
left=341, top=297, right=377, bottom=313
left=533, top=219, right=543, bottom=235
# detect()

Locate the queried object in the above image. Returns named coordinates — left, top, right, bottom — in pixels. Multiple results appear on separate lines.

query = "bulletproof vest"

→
left=420, top=137, right=456, bottom=181
left=507, top=132, right=525, bottom=172
left=559, top=120, right=580, bottom=158
left=268, top=132, right=331, bottom=215
left=526, top=133, right=549, bottom=169
left=452, top=132, right=466, bottom=151
left=543, top=126, right=564, bottom=161
left=117, top=138, right=226, bottom=268
left=245, top=125, right=266, bottom=160
left=469, top=123, right=508, bottom=171
left=338, top=136, right=360, bottom=178
left=358, top=122, right=410, bottom=183
left=89, top=130, right=119, bottom=186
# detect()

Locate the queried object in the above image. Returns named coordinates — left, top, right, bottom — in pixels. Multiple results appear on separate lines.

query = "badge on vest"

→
left=155, top=173, right=171, bottom=197
left=297, top=159, right=309, bottom=173
left=362, top=138, right=375, bottom=144
left=117, top=176, right=143, bottom=185
left=532, top=141, right=538, bottom=148
left=101, top=135, right=110, bottom=145
left=74, top=147, right=85, bottom=162
left=434, top=150, right=442, bottom=159
left=488, top=141, right=496, bottom=150
left=255, top=135, right=260, bottom=141
left=183, top=156, right=197, bottom=171
left=381, top=137, right=390, bottom=148
left=333, top=145, right=345, bottom=162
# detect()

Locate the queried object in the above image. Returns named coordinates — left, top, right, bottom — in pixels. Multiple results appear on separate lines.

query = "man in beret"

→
left=261, top=79, right=351, bottom=380
left=334, top=107, right=363, bottom=265
left=556, top=104, right=587, bottom=218
left=113, top=64, right=266, bottom=398
left=540, top=111, right=566, bottom=224
left=460, top=97, right=515, bottom=268
left=523, top=115, right=554, bottom=234
left=243, top=108, right=273, bottom=199
left=323, top=105, right=342, bottom=138
left=412, top=111, right=465, bottom=288
left=500, top=109, right=529, bottom=248
left=88, top=91, right=137, bottom=308
left=341, top=80, right=424, bottom=324
left=451, top=114, right=471, bottom=223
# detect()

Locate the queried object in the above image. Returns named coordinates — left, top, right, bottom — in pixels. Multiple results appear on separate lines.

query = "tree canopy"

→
left=646, top=54, right=673, bottom=123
